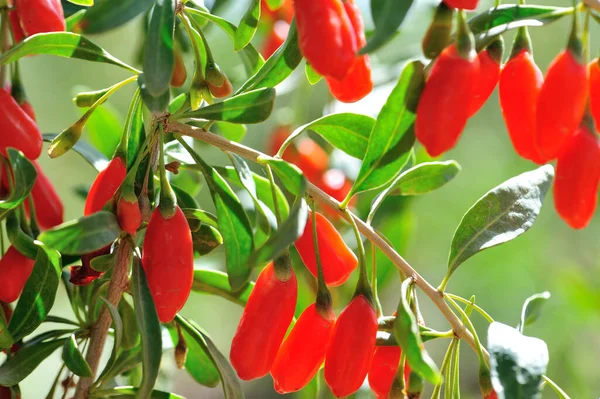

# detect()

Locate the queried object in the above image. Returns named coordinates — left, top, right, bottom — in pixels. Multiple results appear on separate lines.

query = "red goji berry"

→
left=554, top=125, right=600, bottom=229
left=416, top=44, right=479, bottom=157
left=84, top=157, right=127, bottom=216
left=293, top=0, right=357, bottom=80
left=499, top=49, right=546, bottom=164
left=1, top=302, right=12, bottom=322
left=293, top=138, right=329, bottom=184
left=262, top=0, right=293, bottom=24
left=20, top=101, right=36, bottom=121
left=14, top=0, right=65, bottom=36
left=325, top=0, right=373, bottom=103
left=295, top=211, right=357, bottom=286
left=142, top=206, right=194, bottom=323
left=536, top=49, right=587, bottom=160
left=368, top=345, right=411, bottom=399
left=442, top=0, right=478, bottom=10
left=588, top=58, right=600, bottom=129
left=170, top=49, right=187, bottom=88
left=262, top=21, right=290, bottom=59
left=9, top=10, right=25, bottom=43
left=28, top=160, right=64, bottom=230
left=324, top=295, right=378, bottom=397
left=469, top=38, right=503, bottom=117
left=117, top=197, right=142, bottom=236
left=0, top=88, right=42, bottom=160
left=319, top=169, right=351, bottom=202
left=0, top=246, right=35, bottom=303
left=270, top=303, right=336, bottom=393
left=230, top=259, right=297, bottom=380
left=70, top=256, right=104, bottom=286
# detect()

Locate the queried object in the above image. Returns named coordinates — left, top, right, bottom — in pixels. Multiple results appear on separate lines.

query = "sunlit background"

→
left=10, top=0, right=600, bottom=397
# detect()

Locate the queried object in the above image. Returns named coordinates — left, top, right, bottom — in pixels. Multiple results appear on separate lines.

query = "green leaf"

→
left=192, top=269, right=254, bottom=306
left=181, top=87, right=275, bottom=124
left=8, top=244, right=62, bottom=341
left=265, top=0, right=284, bottom=9
left=361, top=0, right=414, bottom=54
left=95, top=298, right=124, bottom=383
left=92, top=386, right=186, bottom=398
left=236, top=22, right=302, bottom=93
left=119, top=298, right=140, bottom=350
left=43, top=133, right=108, bottom=172
left=182, top=208, right=218, bottom=229
left=216, top=121, right=247, bottom=142
left=75, top=0, right=155, bottom=34
left=62, top=334, right=93, bottom=377
left=38, top=211, right=122, bottom=255
left=126, top=94, right=145, bottom=169
left=175, top=316, right=243, bottom=399
left=488, top=322, right=548, bottom=399
left=234, top=0, right=260, bottom=51
left=167, top=325, right=220, bottom=387
left=0, top=149, right=37, bottom=220
left=393, top=279, right=441, bottom=384
left=82, top=102, right=122, bottom=159
left=304, top=62, right=322, bottom=85
left=0, top=338, right=67, bottom=386
left=139, top=73, right=171, bottom=112
left=389, top=160, right=461, bottom=196
left=143, top=0, right=176, bottom=96
left=518, top=292, right=551, bottom=333
left=447, top=165, right=554, bottom=277
left=350, top=61, right=424, bottom=195
left=0, top=32, right=138, bottom=72
left=260, top=158, right=306, bottom=197
left=67, top=0, right=94, bottom=6
left=192, top=225, right=223, bottom=256
left=0, top=305, right=13, bottom=350
left=132, top=259, right=162, bottom=399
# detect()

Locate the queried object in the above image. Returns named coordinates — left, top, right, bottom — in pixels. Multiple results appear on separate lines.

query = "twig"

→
left=167, top=121, right=488, bottom=360
left=74, top=238, right=133, bottom=399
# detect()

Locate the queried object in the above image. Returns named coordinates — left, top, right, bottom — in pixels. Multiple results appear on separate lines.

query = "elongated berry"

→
left=469, top=38, right=503, bottom=117
left=262, top=21, right=290, bottom=59
left=554, top=125, right=600, bottom=229
left=369, top=345, right=410, bottom=399
left=230, top=259, right=297, bottom=380
left=293, top=0, right=357, bottom=80
left=326, top=0, right=373, bottom=103
left=324, top=295, right=378, bottom=397
left=271, top=303, right=336, bottom=393
left=9, top=10, right=25, bottom=43
left=84, top=157, right=127, bottom=216
left=170, top=49, right=187, bottom=88
left=29, top=161, right=64, bottom=230
left=443, top=0, right=478, bottom=10
left=416, top=44, right=479, bottom=156
left=588, top=58, right=600, bottom=129
left=295, top=211, right=357, bottom=286
left=536, top=50, right=588, bottom=160
left=0, top=246, right=35, bottom=303
left=293, top=139, right=329, bottom=183
left=142, top=206, right=194, bottom=322
left=499, top=49, right=546, bottom=164
left=0, top=88, right=42, bottom=160
left=15, top=0, right=65, bottom=36
left=117, top=197, right=142, bottom=235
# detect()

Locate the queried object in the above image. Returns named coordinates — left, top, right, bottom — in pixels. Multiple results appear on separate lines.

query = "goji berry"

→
left=261, top=21, right=289, bottom=59
left=1, top=302, right=12, bottom=322
left=485, top=391, right=498, bottom=399
left=295, top=211, right=357, bottom=286
left=84, top=157, right=127, bottom=216
left=142, top=206, right=194, bottom=322
left=14, top=0, right=65, bottom=36
left=294, top=138, right=328, bottom=184
left=270, top=303, right=336, bottom=393
left=324, top=295, right=378, bottom=397
left=0, top=88, right=42, bottom=160
left=170, top=48, right=187, bottom=88
left=588, top=58, right=600, bottom=129
left=230, top=257, right=297, bottom=380
left=262, top=0, right=293, bottom=24
left=0, top=246, right=35, bottom=303
left=443, top=0, right=478, bottom=10
left=554, top=124, right=600, bottom=229
left=9, top=10, right=25, bottom=43
left=206, top=76, right=233, bottom=98
left=319, top=169, right=352, bottom=202
left=70, top=256, right=104, bottom=287
left=268, top=126, right=296, bottom=158
left=368, top=345, right=411, bottom=399
left=28, top=161, right=64, bottom=230
left=117, top=197, right=142, bottom=236
left=469, top=37, right=503, bottom=117
left=293, top=0, right=357, bottom=80
left=325, top=0, right=373, bottom=103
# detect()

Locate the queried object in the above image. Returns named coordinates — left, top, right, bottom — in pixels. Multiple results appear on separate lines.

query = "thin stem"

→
left=446, top=295, right=488, bottom=366
left=167, top=121, right=487, bottom=359
left=446, top=293, right=495, bottom=323
left=542, top=375, right=572, bottom=399
left=431, top=340, right=455, bottom=398
left=0, top=8, right=9, bottom=86
left=114, top=89, right=141, bottom=162
left=371, top=241, right=383, bottom=317
left=345, top=208, right=373, bottom=303
left=265, top=165, right=282, bottom=226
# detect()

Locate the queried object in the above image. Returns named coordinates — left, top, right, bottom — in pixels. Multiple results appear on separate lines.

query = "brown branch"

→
left=74, top=238, right=133, bottom=399
left=168, top=121, right=489, bottom=360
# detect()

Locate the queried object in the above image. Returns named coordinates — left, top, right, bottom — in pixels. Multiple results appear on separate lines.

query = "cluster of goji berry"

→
left=417, top=1, right=600, bottom=229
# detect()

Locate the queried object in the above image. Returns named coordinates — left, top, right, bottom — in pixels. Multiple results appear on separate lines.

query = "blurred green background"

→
left=10, top=0, right=600, bottom=397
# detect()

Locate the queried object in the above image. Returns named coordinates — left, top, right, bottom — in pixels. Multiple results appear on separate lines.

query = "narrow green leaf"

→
left=95, top=297, right=124, bottom=383
left=143, top=0, right=176, bottom=96
left=43, top=133, right=108, bottom=172
left=119, top=298, right=140, bottom=350
left=302, top=113, right=374, bottom=159
left=447, top=165, right=554, bottom=277
left=0, top=305, right=13, bottom=350
left=351, top=61, right=424, bottom=195
left=181, top=87, right=276, bottom=124
left=8, top=244, right=62, bottom=341
left=389, top=160, right=461, bottom=196
left=192, top=225, right=223, bottom=256
left=5, top=211, right=38, bottom=259
left=260, top=158, right=306, bottom=197
left=393, top=279, right=441, bottom=385
left=182, top=208, right=218, bottom=229
left=265, top=0, right=284, bottom=9
left=0, top=32, right=138, bottom=72
left=216, top=121, right=247, bottom=142
left=304, top=62, right=322, bottom=85
left=139, top=73, right=171, bottom=112
left=0, top=149, right=37, bottom=219
left=518, top=292, right=551, bottom=333
left=234, top=0, right=260, bottom=51
left=62, top=334, right=93, bottom=377
left=192, top=269, right=254, bottom=306
left=488, top=322, right=548, bottom=399
left=0, top=338, right=67, bottom=386
left=236, top=22, right=302, bottom=93
left=167, top=325, right=220, bottom=387
left=132, top=259, right=162, bottom=399
left=75, top=0, right=155, bottom=34
left=469, top=5, right=571, bottom=36
left=67, top=0, right=94, bottom=6
left=361, top=0, right=414, bottom=54
left=38, top=211, right=121, bottom=255
left=92, top=386, right=186, bottom=398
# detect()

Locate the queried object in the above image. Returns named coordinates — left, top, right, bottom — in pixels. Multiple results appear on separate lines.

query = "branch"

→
left=74, top=238, right=133, bottom=399
left=168, top=121, right=489, bottom=360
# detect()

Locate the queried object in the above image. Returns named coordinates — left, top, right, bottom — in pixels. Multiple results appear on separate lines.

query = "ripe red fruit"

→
left=230, top=260, right=297, bottom=380
left=293, top=0, right=357, bottom=80
left=28, top=161, right=64, bottom=230
left=499, top=49, right=546, bottom=164
left=319, top=169, right=352, bottom=202
left=554, top=125, right=600, bottom=229
left=84, top=157, right=127, bottom=216
left=0, top=88, right=42, bottom=160
left=9, top=10, right=25, bottom=43
left=469, top=44, right=502, bottom=117
left=170, top=49, right=187, bottom=88
left=270, top=303, right=336, bottom=393
left=368, top=345, right=411, bottom=399
left=70, top=256, right=104, bottom=286
left=588, top=58, right=600, bottom=129
left=325, top=0, right=373, bottom=103
left=293, top=139, right=328, bottom=183
left=261, top=0, right=293, bottom=23
left=20, top=101, right=36, bottom=121
left=416, top=44, right=479, bottom=157
left=324, top=295, right=378, bottom=397
left=0, top=246, right=35, bottom=303
left=207, top=77, right=233, bottom=98
left=142, top=206, right=194, bottom=323
left=295, top=211, right=358, bottom=286
left=485, top=391, right=498, bottom=399
left=261, top=21, right=290, bottom=59
left=117, top=198, right=142, bottom=235
left=442, top=0, right=479, bottom=10
left=536, top=50, right=588, bottom=160
left=14, top=0, right=66, bottom=36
